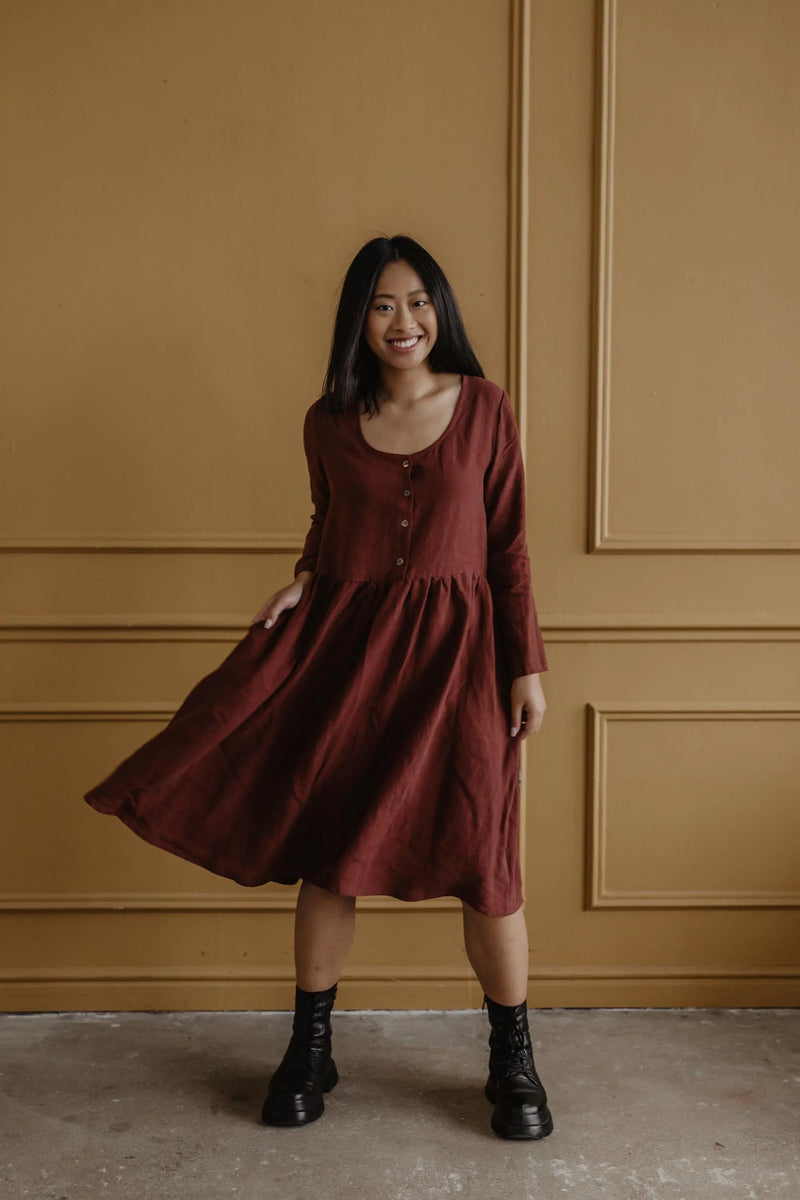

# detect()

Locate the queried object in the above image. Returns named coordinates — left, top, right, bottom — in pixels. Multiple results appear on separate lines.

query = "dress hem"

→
left=83, top=793, right=523, bottom=918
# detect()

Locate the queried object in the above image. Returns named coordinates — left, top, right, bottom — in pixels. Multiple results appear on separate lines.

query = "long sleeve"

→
left=293, top=402, right=330, bottom=578
left=483, top=389, right=548, bottom=677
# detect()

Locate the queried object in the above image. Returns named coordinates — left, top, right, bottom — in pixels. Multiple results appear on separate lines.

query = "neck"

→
left=376, top=365, right=439, bottom=409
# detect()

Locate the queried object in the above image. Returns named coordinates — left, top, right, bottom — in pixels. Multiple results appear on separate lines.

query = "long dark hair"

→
left=317, top=234, right=485, bottom=423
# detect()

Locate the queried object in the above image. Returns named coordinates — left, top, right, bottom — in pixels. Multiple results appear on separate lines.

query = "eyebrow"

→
left=373, top=288, right=428, bottom=299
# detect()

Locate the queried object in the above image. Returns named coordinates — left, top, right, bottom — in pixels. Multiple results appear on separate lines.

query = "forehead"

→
left=372, top=259, right=427, bottom=298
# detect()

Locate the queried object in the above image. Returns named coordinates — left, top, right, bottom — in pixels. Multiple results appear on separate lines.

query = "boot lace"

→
left=492, top=1022, right=541, bottom=1085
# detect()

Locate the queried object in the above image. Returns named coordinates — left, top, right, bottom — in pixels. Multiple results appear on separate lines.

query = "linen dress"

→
left=83, top=374, right=548, bottom=917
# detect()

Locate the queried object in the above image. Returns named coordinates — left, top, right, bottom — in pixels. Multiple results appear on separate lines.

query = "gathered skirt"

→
left=83, top=568, right=525, bottom=917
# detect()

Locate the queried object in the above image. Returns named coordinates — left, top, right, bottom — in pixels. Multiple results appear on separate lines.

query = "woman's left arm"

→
left=509, top=673, right=546, bottom=741
left=483, top=389, right=548, bottom=740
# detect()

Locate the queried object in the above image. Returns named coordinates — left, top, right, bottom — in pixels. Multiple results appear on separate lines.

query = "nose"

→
left=392, top=314, right=419, bottom=334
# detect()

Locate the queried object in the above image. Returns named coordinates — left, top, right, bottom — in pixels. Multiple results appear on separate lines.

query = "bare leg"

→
left=461, top=901, right=529, bottom=1006
left=294, top=879, right=356, bottom=991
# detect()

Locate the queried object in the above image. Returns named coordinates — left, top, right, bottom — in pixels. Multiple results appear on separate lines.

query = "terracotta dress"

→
left=83, top=374, right=548, bottom=917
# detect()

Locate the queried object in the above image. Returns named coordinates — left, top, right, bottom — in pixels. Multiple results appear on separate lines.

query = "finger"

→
left=528, top=707, right=544, bottom=735
left=509, top=699, right=523, bottom=737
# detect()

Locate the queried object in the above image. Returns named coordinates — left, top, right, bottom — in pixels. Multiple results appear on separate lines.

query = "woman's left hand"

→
left=509, top=674, right=546, bottom=741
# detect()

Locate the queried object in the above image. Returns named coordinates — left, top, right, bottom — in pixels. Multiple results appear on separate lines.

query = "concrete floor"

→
left=0, top=1008, right=797, bottom=1200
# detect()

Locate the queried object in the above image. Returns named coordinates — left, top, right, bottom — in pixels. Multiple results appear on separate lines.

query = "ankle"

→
left=296, top=978, right=339, bottom=995
left=483, top=990, right=527, bottom=1010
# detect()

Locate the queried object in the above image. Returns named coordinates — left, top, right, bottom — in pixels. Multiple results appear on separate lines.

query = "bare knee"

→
left=461, top=899, right=523, bottom=921
left=300, top=879, right=356, bottom=906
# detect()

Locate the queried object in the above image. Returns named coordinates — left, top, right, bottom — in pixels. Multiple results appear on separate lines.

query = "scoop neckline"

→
left=354, top=373, right=468, bottom=458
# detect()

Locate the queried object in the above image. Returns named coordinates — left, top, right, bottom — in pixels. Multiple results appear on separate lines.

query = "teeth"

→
left=389, top=336, right=420, bottom=348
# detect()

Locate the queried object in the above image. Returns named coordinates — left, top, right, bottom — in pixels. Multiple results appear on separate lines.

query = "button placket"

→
left=396, top=458, right=413, bottom=570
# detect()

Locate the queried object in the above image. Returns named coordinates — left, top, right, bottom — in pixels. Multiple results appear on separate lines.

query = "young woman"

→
left=84, top=234, right=552, bottom=1141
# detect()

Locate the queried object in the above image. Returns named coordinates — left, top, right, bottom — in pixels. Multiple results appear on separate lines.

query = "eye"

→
left=375, top=303, right=392, bottom=312
left=413, top=299, right=428, bottom=307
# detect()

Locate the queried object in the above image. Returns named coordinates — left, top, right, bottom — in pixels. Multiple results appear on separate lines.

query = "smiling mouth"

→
left=387, top=335, right=422, bottom=348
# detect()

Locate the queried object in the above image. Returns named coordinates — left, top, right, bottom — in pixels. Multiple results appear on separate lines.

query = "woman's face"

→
left=363, top=259, right=438, bottom=372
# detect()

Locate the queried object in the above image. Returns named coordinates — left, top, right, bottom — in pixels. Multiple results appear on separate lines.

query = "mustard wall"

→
left=1, top=0, right=798, bottom=1010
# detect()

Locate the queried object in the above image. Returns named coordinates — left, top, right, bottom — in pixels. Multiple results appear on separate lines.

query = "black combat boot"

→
left=261, top=981, right=340, bottom=1126
left=482, top=992, right=554, bottom=1140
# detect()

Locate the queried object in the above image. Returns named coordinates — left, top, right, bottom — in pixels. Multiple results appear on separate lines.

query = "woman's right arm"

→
left=250, top=404, right=328, bottom=628
left=292, top=402, right=330, bottom=579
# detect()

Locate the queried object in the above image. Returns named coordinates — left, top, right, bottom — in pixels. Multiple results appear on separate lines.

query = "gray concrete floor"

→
left=1, top=1008, right=798, bottom=1199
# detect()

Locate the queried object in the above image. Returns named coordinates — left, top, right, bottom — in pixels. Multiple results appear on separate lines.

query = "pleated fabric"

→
left=83, top=374, right=548, bottom=917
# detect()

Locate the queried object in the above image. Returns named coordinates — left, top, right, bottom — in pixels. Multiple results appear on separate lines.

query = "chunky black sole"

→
left=485, top=1073, right=554, bottom=1140
left=261, top=1056, right=339, bottom=1127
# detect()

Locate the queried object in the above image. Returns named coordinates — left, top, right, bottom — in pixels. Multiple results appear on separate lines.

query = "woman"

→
left=84, top=234, right=552, bottom=1141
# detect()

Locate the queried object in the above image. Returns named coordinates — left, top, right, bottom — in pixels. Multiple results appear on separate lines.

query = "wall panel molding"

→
left=587, top=701, right=800, bottom=908
left=0, top=897, right=460, bottom=912
left=0, top=535, right=302, bottom=553
left=0, top=705, right=461, bottom=913
left=2, top=618, right=798, bottom=640
left=0, top=0, right=536, bottom=925
left=0, top=892, right=462, bottom=914
left=2, top=963, right=797, bottom=985
left=589, top=0, right=800, bottom=553
left=509, top=0, right=533, bottom=911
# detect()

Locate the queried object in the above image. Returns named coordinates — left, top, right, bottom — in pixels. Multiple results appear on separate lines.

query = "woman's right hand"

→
left=250, top=571, right=313, bottom=628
